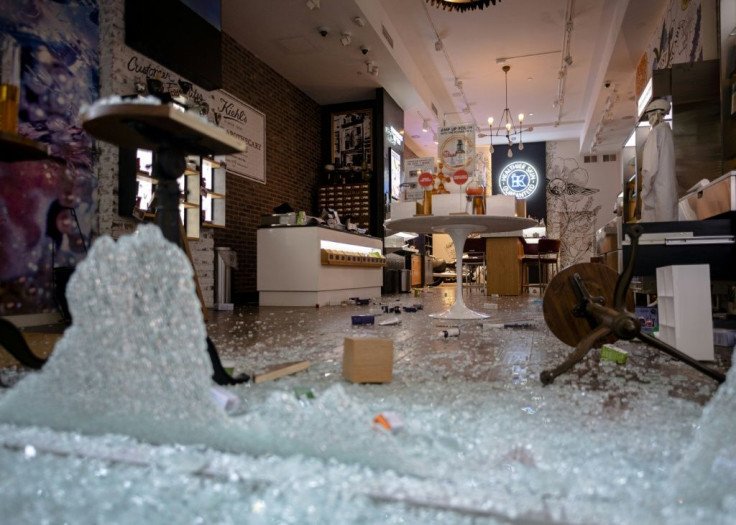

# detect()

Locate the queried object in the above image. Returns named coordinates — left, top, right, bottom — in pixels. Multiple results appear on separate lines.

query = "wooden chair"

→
left=521, top=238, right=561, bottom=295
left=520, top=239, right=540, bottom=294
left=462, top=237, right=486, bottom=293
left=536, top=239, right=561, bottom=295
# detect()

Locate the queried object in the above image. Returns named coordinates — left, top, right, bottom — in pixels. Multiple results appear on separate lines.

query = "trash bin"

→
left=399, top=269, right=411, bottom=293
left=215, top=247, right=236, bottom=310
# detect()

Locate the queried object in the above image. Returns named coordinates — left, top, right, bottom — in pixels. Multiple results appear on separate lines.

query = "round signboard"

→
left=418, top=171, right=434, bottom=187
left=452, top=169, right=468, bottom=185
left=499, top=161, right=539, bottom=199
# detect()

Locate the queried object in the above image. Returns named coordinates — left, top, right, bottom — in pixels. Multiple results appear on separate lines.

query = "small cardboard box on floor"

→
left=342, top=337, right=393, bottom=383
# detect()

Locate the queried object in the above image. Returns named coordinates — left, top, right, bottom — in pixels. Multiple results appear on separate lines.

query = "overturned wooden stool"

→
left=540, top=224, right=725, bottom=386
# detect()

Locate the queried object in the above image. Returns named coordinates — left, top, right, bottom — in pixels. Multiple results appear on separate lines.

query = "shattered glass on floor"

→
left=0, top=226, right=734, bottom=524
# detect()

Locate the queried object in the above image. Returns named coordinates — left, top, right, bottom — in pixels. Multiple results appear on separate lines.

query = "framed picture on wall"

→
left=331, top=109, right=372, bottom=169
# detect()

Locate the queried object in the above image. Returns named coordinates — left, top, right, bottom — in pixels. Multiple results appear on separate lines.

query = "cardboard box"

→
left=342, top=337, right=394, bottom=383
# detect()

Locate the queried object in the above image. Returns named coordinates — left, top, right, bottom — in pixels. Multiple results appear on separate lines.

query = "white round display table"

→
left=385, top=215, right=538, bottom=319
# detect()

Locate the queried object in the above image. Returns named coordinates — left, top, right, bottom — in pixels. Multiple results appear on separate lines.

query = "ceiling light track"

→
left=495, top=50, right=560, bottom=63
left=421, top=0, right=477, bottom=128
left=554, top=0, right=575, bottom=126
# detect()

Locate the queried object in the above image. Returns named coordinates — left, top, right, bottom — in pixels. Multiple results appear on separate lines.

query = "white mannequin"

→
left=640, top=99, right=677, bottom=222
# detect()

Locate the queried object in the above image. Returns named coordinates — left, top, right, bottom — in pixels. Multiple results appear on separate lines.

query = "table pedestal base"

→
left=429, top=225, right=489, bottom=320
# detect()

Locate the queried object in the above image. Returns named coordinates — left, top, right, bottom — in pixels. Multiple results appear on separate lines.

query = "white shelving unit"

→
left=656, top=264, right=714, bottom=361
left=132, top=151, right=227, bottom=240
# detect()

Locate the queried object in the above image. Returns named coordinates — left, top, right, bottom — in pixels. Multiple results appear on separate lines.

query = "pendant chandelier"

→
left=425, top=0, right=501, bottom=12
left=488, top=65, right=525, bottom=158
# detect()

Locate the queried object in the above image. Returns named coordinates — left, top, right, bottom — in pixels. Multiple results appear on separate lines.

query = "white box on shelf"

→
left=390, top=201, right=417, bottom=220
left=486, top=195, right=517, bottom=217
left=655, top=264, right=714, bottom=361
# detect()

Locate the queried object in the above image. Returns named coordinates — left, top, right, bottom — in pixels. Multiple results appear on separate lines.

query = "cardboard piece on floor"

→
left=253, top=360, right=310, bottom=384
left=342, top=337, right=393, bottom=383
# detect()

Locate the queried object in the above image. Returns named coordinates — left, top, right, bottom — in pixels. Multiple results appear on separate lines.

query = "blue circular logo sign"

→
left=499, top=161, right=539, bottom=199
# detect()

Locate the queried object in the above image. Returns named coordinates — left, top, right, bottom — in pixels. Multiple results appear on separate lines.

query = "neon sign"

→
left=499, top=161, right=539, bottom=199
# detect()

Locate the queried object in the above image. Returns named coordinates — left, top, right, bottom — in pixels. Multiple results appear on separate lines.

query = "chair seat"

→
left=521, top=238, right=561, bottom=296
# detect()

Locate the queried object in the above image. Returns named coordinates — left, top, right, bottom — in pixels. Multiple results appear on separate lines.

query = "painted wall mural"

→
left=545, top=142, right=602, bottom=268
left=653, top=0, right=704, bottom=69
left=0, top=0, right=99, bottom=316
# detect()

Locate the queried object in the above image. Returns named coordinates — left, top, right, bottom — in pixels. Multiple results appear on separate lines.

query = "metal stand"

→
left=151, top=146, right=186, bottom=244
left=540, top=224, right=725, bottom=385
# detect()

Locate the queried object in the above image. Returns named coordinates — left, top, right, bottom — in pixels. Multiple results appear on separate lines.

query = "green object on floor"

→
left=294, top=387, right=315, bottom=400
left=600, top=344, right=628, bottom=365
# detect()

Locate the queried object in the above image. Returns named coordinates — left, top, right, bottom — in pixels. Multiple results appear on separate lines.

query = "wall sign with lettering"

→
left=213, top=90, right=266, bottom=184
left=499, top=161, right=540, bottom=199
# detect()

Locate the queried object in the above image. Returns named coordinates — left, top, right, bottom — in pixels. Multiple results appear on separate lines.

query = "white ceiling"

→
left=223, top=0, right=669, bottom=158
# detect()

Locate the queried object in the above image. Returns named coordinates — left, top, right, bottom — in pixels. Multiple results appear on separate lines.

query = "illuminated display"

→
left=499, top=161, right=540, bottom=199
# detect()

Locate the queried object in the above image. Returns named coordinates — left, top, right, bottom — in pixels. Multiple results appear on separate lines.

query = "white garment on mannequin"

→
left=640, top=120, right=677, bottom=222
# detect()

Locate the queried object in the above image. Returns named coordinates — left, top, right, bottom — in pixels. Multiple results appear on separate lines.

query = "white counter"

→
left=257, top=226, right=384, bottom=307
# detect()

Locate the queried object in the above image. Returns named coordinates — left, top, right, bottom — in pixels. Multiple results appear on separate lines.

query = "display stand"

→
left=385, top=215, right=537, bottom=319
left=80, top=101, right=248, bottom=386
left=0, top=130, right=50, bottom=162
left=80, top=102, right=244, bottom=244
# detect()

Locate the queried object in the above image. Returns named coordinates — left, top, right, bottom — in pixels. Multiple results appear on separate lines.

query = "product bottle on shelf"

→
left=0, top=35, right=21, bottom=134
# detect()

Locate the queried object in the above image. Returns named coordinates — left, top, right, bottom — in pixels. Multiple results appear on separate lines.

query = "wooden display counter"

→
left=257, top=225, right=384, bottom=306
left=485, top=237, right=524, bottom=296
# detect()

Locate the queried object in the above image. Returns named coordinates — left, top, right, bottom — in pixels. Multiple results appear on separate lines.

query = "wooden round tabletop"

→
left=542, top=262, right=634, bottom=348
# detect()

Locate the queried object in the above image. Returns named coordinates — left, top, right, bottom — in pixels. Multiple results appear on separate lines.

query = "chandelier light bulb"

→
left=488, top=117, right=494, bottom=127
left=505, top=122, right=511, bottom=132
left=507, top=148, right=513, bottom=158
left=519, top=142, right=524, bottom=151
left=519, top=113, right=524, bottom=123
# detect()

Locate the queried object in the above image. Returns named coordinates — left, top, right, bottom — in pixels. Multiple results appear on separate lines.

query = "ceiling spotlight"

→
left=455, top=78, right=463, bottom=89
left=564, top=54, right=573, bottom=66
left=306, top=0, right=320, bottom=10
left=422, top=119, right=429, bottom=133
left=434, top=39, right=443, bottom=51
left=353, top=16, right=365, bottom=27
left=340, top=32, right=352, bottom=46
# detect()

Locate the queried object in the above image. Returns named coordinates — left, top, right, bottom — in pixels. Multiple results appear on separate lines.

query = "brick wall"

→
left=94, top=2, right=322, bottom=305
left=218, top=34, right=322, bottom=302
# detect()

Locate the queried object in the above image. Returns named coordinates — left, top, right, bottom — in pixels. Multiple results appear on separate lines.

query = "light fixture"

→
left=422, top=119, right=429, bottom=133
left=425, top=0, right=500, bottom=12
left=340, top=32, right=352, bottom=46
left=306, top=0, right=320, bottom=10
left=487, top=65, right=525, bottom=158
left=365, top=60, right=379, bottom=76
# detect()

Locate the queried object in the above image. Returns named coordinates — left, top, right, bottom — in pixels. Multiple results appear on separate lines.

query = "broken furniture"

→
left=540, top=224, right=725, bottom=385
